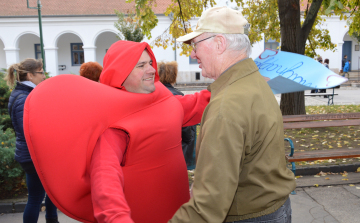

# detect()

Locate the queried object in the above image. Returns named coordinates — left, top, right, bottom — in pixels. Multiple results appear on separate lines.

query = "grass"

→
left=284, top=105, right=360, bottom=168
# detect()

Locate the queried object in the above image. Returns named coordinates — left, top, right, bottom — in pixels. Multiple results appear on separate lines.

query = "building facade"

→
left=0, top=0, right=358, bottom=84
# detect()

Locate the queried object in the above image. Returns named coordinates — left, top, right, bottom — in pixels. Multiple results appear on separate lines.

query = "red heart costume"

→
left=24, top=41, right=210, bottom=222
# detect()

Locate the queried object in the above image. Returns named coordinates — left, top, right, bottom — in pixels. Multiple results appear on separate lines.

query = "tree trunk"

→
left=278, top=0, right=306, bottom=115
left=277, top=0, right=323, bottom=115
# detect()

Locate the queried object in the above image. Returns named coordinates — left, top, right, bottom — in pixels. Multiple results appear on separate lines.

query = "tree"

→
left=114, top=10, right=145, bottom=42
left=129, top=0, right=360, bottom=115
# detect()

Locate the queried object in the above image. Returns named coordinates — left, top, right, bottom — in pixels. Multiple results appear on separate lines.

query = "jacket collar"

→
left=16, top=82, right=34, bottom=92
left=207, top=58, right=259, bottom=98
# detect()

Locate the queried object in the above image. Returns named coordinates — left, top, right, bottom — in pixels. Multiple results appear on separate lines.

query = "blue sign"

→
left=254, top=49, right=348, bottom=94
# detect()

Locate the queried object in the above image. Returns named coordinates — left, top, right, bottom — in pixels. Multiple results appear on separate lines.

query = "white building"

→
left=0, top=0, right=358, bottom=84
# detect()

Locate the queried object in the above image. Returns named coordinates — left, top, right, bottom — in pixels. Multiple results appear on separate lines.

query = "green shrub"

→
left=0, top=126, right=25, bottom=193
left=0, top=69, right=13, bottom=131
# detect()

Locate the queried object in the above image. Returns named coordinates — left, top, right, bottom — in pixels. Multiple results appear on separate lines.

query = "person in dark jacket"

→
left=158, top=61, right=196, bottom=169
left=319, top=58, right=330, bottom=96
left=5, top=58, right=58, bottom=223
left=342, top=55, right=347, bottom=70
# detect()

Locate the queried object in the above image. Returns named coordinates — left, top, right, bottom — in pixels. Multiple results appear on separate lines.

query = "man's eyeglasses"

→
left=34, top=71, right=45, bottom=75
left=191, top=35, right=216, bottom=52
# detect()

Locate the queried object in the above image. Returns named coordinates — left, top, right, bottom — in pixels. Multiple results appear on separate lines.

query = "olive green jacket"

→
left=169, top=58, right=296, bottom=223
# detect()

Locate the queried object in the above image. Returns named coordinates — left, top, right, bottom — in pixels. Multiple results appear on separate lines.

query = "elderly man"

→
left=23, top=41, right=210, bottom=223
left=169, top=7, right=296, bottom=223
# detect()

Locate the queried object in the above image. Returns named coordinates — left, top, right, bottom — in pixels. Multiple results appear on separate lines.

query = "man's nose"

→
left=147, top=64, right=156, bottom=74
left=190, top=50, right=197, bottom=60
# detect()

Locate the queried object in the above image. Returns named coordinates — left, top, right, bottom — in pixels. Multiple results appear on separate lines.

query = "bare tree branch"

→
left=349, top=0, right=360, bottom=17
left=301, top=0, right=323, bottom=41
left=176, top=0, right=188, bottom=33
left=307, top=37, right=316, bottom=56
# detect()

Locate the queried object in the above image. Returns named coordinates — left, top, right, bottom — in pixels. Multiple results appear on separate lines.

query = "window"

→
left=34, top=44, right=42, bottom=59
left=264, top=39, right=279, bottom=51
left=189, top=56, right=198, bottom=64
left=71, top=43, right=84, bottom=66
left=195, top=72, right=200, bottom=80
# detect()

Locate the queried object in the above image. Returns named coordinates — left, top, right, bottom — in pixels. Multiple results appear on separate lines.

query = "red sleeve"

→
left=89, top=128, right=134, bottom=223
left=175, top=89, right=211, bottom=127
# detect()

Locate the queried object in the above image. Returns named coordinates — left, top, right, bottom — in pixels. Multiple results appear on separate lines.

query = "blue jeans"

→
left=228, top=198, right=291, bottom=223
left=24, top=172, right=58, bottom=223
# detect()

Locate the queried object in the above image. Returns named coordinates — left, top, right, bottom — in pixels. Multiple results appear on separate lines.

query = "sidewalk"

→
left=1, top=173, right=360, bottom=222
left=292, top=172, right=360, bottom=223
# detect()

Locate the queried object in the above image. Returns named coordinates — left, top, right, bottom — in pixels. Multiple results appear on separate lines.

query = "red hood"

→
left=99, top=41, right=159, bottom=89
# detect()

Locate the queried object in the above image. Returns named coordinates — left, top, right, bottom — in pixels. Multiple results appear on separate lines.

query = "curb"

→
left=0, top=201, right=44, bottom=214
left=295, top=163, right=360, bottom=176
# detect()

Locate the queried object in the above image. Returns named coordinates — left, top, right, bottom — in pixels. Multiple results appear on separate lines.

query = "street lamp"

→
left=27, top=0, right=46, bottom=72
left=168, top=12, right=177, bottom=62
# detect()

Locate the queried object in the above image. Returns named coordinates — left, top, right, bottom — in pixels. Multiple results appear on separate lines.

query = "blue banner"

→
left=254, top=49, right=348, bottom=94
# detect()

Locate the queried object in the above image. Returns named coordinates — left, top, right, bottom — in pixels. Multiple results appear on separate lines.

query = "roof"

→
left=0, top=0, right=170, bottom=17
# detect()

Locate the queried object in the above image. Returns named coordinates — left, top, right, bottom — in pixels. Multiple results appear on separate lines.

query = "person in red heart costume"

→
left=23, top=41, right=210, bottom=223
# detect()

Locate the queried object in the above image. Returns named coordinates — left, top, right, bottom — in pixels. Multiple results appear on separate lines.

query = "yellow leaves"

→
left=325, top=177, right=330, bottom=180
left=349, top=184, right=355, bottom=186
left=314, top=184, right=319, bottom=187
left=342, top=178, right=349, bottom=181
left=357, top=167, right=360, bottom=172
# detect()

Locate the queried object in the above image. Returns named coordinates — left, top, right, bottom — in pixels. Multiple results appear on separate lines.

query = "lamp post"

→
left=168, top=12, right=177, bottom=62
left=27, top=0, right=46, bottom=72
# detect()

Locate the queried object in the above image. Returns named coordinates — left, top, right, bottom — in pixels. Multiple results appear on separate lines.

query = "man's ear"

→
left=215, top=35, right=227, bottom=54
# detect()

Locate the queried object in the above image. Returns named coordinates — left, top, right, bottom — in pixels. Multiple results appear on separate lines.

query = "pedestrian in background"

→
left=342, top=55, right=347, bottom=71
left=158, top=61, right=196, bottom=168
left=311, top=56, right=323, bottom=94
left=79, top=61, right=103, bottom=82
left=4, top=58, right=59, bottom=223
left=343, top=60, right=351, bottom=79
left=319, top=58, right=330, bottom=96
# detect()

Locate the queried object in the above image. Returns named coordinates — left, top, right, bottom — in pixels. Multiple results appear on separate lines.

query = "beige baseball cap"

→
left=177, top=6, right=248, bottom=44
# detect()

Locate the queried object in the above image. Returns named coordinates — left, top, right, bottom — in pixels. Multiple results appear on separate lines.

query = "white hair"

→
left=206, top=33, right=252, bottom=57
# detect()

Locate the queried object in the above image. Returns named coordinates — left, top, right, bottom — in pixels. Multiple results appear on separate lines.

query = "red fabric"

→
left=90, top=128, right=133, bottom=223
left=23, top=41, right=210, bottom=223
left=99, top=41, right=159, bottom=89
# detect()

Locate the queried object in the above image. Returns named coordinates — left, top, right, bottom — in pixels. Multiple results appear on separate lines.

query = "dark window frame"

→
left=34, top=44, right=42, bottom=60
left=71, top=43, right=84, bottom=66
left=264, top=39, right=280, bottom=51
left=189, top=56, right=198, bottom=64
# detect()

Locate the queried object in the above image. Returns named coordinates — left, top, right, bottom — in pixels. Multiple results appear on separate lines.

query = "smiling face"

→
left=122, top=50, right=156, bottom=94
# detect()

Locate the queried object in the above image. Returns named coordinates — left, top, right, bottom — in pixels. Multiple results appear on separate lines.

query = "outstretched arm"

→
left=175, top=89, right=211, bottom=127
left=90, top=128, right=134, bottom=223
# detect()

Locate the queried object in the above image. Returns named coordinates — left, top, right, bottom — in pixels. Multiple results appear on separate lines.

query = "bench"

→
left=304, top=88, right=338, bottom=105
left=283, top=113, right=360, bottom=194
left=283, top=113, right=360, bottom=174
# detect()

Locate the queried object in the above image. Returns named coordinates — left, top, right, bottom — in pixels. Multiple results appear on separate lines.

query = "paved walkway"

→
left=1, top=173, right=360, bottom=223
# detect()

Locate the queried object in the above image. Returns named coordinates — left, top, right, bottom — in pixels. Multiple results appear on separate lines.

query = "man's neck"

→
left=215, top=53, right=248, bottom=79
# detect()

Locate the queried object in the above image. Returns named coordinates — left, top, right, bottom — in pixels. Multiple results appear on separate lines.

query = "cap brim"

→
left=177, top=31, right=204, bottom=44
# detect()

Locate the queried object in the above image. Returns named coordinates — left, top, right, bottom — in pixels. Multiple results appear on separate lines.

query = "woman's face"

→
left=28, top=68, right=46, bottom=86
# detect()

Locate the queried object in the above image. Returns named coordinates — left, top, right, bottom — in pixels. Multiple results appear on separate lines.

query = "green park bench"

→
left=304, top=87, right=338, bottom=105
